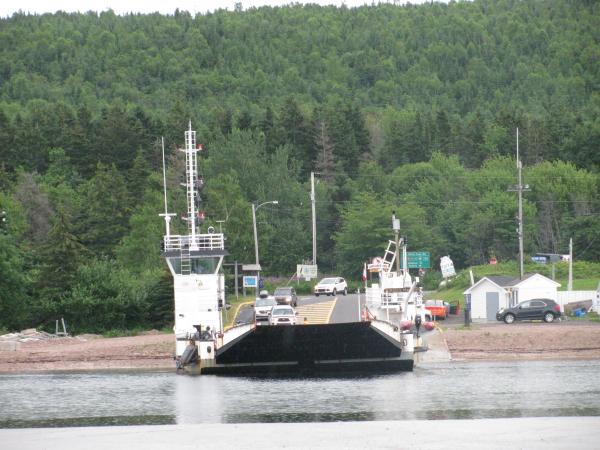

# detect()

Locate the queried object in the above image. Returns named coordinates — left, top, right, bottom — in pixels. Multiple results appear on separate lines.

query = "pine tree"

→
left=76, top=163, right=130, bottom=256
left=36, top=208, right=87, bottom=299
left=68, top=106, right=94, bottom=177
left=0, top=110, right=15, bottom=173
left=260, top=106, right=276, bottom=155
left=314, top=119, right=336, bottom=183
left=236, top=109, right=253, bottom=131
left=279, top=97, right=314, bottom=178
left=127, top=149, right=152, bottom=203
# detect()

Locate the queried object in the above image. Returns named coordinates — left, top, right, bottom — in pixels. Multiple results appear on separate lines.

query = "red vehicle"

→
left=425, top=300, right=447, bottom=320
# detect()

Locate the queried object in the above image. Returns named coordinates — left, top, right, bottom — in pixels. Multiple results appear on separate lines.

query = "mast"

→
left=159, top=136, right=176, bottom=238
left=392, top=212, right=400, bottom=274
left=182, top=121, right=200, bottom=250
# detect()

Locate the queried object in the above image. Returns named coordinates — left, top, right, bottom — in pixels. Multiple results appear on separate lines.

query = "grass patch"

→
left=100, top=326, right=172, bottom=338
left=588, top=312, right=600, bottom=322
left=425, top=285, right=465, bottom=304
left=558, top=278, right=599, bottom=291
left=102, top=328, right=144, bottom=338
left=447, top=325, right=472, bottom=331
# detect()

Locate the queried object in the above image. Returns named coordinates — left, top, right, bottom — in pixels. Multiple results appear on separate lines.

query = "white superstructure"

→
left=161, top=123, right=227, bottom=358
left=365, top=228, right=428, bottom=326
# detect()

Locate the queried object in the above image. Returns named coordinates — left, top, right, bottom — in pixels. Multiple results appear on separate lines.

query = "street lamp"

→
left=252, top=201, right=279, bottom=270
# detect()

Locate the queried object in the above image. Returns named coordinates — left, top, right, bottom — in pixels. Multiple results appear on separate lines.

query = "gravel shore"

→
left=1, top=320, right=599, bottom=373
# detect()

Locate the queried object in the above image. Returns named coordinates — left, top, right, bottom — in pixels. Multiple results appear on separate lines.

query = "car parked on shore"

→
left=424, top=300, right=447, bottom=320
left=269, top=305, right=298, bottom=326
left=273, top=286, right=298, bottom=307
left=314, top=277, right=347, bottom=296
left=496, top=299, right=562, bottom=324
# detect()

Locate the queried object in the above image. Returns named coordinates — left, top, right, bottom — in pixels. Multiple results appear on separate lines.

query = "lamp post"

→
left=251, top=200, right=279, bottom=276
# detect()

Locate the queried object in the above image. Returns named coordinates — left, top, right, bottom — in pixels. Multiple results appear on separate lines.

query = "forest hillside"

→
left=0, top=0, right=598, bottom=332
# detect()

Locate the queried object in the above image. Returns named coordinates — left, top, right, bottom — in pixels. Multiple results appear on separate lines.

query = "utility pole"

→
left=508, top=128, right=530, bottom=279
left=311, top=171, right=317, bottom=266
left=251, top=200, right=279, bottom=286
left=568, top=237, right=573, bottom=291
left=252, top=202, right=259, bottom=268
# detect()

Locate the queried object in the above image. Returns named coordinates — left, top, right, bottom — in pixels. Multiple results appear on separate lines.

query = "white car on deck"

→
left=314, top=277, right=347, bottom=297
left=254, top=291, right=277, bottom=325
left=269, top=305, right=297, bottom=325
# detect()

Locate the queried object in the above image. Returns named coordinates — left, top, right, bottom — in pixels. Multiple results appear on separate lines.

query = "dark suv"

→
left=273, top=287, right=298, bottom=307
left=496, top=299, right=562, bottom=324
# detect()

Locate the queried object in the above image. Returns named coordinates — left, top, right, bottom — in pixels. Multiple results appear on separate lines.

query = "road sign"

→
left=400, top=251, right=431, bottom=269
left=297, top=264, right=318, bottom=280
left=440, top=256, right=456, bottom=278
left=531, top=256, right=547, bottom=264
left=243, top=276, right=257, bottom=288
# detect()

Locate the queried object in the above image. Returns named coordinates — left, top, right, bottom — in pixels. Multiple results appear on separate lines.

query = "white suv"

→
left=314, top=277, right=347, bottom=297
left=269, top=305, right=297, bottom=325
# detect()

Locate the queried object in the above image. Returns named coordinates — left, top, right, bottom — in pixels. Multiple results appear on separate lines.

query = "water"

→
left=1, top=360, right=599, bottom=428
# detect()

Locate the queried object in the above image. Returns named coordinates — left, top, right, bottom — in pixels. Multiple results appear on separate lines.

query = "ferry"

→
left=161, top=124, right=417, bottom=374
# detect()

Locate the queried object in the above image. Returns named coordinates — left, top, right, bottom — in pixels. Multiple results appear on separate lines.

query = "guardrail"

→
left=163, top=234, right=225, bottom=251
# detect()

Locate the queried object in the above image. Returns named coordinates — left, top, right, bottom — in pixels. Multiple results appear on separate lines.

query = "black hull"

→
left=200, top=357, right=413, bottom=375
left=186, top=321, right=414, bottom=375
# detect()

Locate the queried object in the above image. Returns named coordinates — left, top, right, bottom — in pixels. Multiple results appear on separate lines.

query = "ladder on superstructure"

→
left=180, top=243, right=191, bottom=275
left=382, top=240, right=396, bottom=273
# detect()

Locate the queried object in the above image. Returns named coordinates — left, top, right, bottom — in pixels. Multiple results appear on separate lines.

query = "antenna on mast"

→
left=159, top=136, right=176, bottom=238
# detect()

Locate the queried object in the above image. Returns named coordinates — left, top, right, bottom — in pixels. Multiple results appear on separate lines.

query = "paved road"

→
left=237, top=293, right=365, bottom=325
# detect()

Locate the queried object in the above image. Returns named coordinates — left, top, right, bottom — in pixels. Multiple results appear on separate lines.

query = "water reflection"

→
left=1, top=360, right=600, bottom=428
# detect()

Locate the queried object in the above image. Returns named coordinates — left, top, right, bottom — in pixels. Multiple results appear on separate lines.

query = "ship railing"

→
left=370, top=319, right=413, bottom=350
left=163, top=234, right=225, bottom=251
left=370, top=319, right=401, bottom=340
left=221, top=323, right=254, bottom=347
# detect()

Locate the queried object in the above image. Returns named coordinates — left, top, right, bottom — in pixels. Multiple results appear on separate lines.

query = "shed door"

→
left=485, top=292, right=500, bottom=321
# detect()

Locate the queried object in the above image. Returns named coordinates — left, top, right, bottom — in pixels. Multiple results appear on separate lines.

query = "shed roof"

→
left=486, top=275, right=520, bottom=287
left=463, top=273, right=560, bottom=294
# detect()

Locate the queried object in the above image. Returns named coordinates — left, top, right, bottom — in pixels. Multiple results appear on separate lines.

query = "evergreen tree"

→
left=260, top=106, right=276, bottom=155
left=313, top=118, right=336, bottom=183
left=236, top=109, right=253, bottom=131
left=278, top=97, right=314, bottom=178
left=0, top=111, right=15, bottom=173
left=0, top=193, right=29, bottom=330
left=76, top=163, right=131, bottom=256
left=36, top=207, right=87, bottom=299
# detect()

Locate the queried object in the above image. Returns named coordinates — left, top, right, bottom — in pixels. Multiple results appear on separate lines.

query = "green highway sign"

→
left=400, top=251, right=430, bottom=269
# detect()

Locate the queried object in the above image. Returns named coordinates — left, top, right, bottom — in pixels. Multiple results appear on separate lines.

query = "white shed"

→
left=463, top=273, right=561, bottom=322
left=516, top=273, right=561, bottom=303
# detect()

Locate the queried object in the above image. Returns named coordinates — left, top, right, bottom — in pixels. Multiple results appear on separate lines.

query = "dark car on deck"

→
left=273, top=287, right=298, bottom=307
left=496, top=299, right=562, bottom=324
